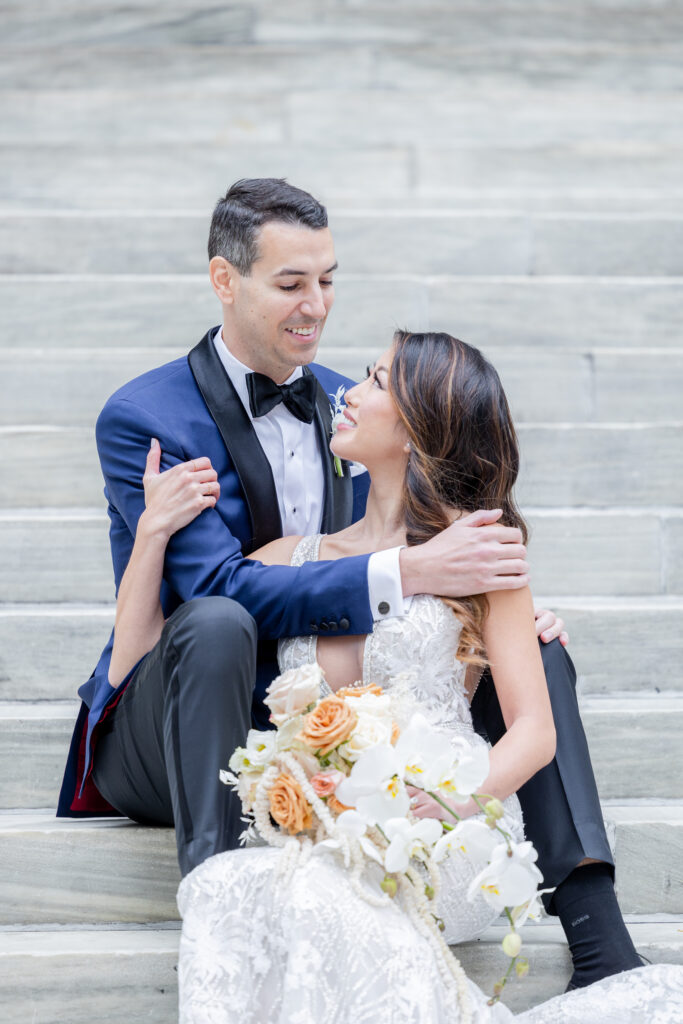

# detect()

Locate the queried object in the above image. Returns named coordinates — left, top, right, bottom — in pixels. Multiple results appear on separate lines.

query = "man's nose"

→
left=299, top=286, right=328, bottom=319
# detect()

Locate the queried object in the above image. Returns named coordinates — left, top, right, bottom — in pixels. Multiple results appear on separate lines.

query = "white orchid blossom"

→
left=335, top=744, right=410, bottom=826
left=510, top=888, right=555, bottom=928
left=434, top=737, right=490, bottom=804
left=468, top=840, right=544, bottom=912
left=312, top=809, right=384, bottom=865
left=383, top=816, right=443, bottom=873
left=433, top=818, right=502, bottom=864
left=393, top=713, right=455, bottom=789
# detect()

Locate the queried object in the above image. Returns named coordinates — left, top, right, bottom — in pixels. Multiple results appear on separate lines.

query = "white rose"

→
left=245, top=729, right=276, bottom=768
left=265, top=663, right=323, bottom=725
left=343, top=691, right=393, bottom=718
left=342, top=712, right=394, bottom=762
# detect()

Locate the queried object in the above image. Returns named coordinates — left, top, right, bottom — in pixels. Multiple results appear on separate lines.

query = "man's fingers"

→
left=489, top=559, right=529, bottom=577
left=455, top=508, right=503, bottom=528
left=496, top=543, right=527, bottom=560
left=486, top=573, right=530, bottom=591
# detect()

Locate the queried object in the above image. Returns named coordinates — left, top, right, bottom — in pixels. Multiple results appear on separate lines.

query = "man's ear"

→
left=209, top=256, right=238, bottom=306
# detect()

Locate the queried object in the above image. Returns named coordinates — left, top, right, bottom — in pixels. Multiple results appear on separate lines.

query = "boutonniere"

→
left=329, top=385, right=346, bottom=478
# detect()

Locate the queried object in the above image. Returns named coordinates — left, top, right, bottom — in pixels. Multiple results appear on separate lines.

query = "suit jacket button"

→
left=329, top=621, right=338, bottom=631
left=320, top=622, right=329, bottom=631
left=339, top=617, right=350, bottom=630
left=378, top=601, right=390, bottom=615
left=310, top=623, right=319, bottom=633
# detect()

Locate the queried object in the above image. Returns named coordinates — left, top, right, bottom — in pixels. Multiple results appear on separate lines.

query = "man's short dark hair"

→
left=208, top=178, right=328, bottom=274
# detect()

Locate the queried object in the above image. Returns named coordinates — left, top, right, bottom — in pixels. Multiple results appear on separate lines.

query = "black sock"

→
left=553, top=862, right=641, bottom=988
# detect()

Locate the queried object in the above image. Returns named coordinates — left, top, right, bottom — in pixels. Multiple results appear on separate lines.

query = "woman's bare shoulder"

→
left=247, top=535, right=302, bottom=566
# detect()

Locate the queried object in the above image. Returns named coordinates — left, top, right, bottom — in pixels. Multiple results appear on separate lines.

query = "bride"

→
left=109, top=331, right=682, bottom=1022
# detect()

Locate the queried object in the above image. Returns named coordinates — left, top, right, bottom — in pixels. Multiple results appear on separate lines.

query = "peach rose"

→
left=298, top=696, right=358, bottom=756
left=268, top=773, right=313, bottom=835
left=336, top=683, right=383, bottom=699
left=327, top=794, right=353, bottom=815
left=310, top=769, right=345, bottom=797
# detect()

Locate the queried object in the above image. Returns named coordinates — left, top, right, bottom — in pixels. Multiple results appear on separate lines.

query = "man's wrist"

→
left=399, top=546, right=421, bottom=597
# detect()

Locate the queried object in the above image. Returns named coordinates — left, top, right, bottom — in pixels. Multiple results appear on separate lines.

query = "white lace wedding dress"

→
left=177, top=536, right=683, bottom=1023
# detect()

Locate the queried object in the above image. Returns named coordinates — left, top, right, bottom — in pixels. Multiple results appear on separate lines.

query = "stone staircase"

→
left=1, top=1, right=683, bottom=1020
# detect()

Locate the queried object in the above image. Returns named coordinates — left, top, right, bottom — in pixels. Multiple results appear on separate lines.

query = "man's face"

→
left=220, top=221, right=337, bottom=383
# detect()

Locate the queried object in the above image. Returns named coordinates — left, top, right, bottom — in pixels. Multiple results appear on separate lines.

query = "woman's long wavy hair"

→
left=390, top=330, right=528, bottom=665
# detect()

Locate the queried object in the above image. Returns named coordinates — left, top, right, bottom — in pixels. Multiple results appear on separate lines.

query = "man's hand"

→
left=535, top=606, right=569, bottom=647
left=400, top=509, right=529, bottom=598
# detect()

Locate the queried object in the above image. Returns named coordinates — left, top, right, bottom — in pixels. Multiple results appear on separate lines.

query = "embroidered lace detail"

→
left=178, top=534, right=683, bottom=1022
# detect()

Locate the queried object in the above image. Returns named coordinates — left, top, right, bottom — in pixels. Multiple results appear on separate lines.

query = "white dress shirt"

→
left=213, top=329, right=405, bottom=621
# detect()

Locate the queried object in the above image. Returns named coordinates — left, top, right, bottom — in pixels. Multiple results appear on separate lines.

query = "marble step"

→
left=1, top=507, right=681, bottom=602
left=3, top=88, right=683, bottom=159
left=4, top=1, right=683, bottom=51
left=4, top=275, right=683, bottom=352
left=1, top=805, right=681, bottom=924
left=1, top=695, right=681, bottom=809
left=1, top=917, right=682, bottom=1021
left=3, top=212, right=683, bottom=277
left=3, top=422, right=683, bottom=509
left=3, top=345, right=683, bottom=426
left=2, top=598, right=682, bottom=703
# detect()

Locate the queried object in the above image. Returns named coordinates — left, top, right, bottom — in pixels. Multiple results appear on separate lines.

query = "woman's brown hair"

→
left=390, top=330, right=528, bottom=665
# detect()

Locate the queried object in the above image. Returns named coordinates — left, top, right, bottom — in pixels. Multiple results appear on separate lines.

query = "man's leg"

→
left=93, top=596, right=257, bottom=877
left=470, top=638, right=640, bottom=987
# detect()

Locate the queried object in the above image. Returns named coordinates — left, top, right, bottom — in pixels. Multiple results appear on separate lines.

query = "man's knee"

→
left=163, top=597, right=257, bottom=671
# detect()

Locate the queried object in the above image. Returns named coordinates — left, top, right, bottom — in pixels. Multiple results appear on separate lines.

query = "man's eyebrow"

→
left=273, top=262, right=338, bottom=278
left=374, top=364, right=389, bottom=375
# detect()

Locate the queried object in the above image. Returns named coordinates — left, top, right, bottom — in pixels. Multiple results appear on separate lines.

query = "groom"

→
left=58, top=178, right=639, bottom=989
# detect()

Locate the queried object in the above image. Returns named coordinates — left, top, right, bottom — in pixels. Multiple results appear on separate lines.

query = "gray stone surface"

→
left=0, top=607, right=114, bottom=699
left=664, top=516, right=683, bottom=594
left=6, top=423, right=681, bottom=509
left=3, top=696, right=679, bottom=808
left=0, top=517, right=113, bottom=603
left=1, top=919, right=682, bottom=1020
left=2, top=600, right=680, bottom=702
left=0, top=145, right=413, bottom=210
left=0, top=704, right=76, bottom=808
left=0, top=510, right=671, bottom=602
left=2, top=808, right=679, bottom=923
left=551, top=600, right=683, bottom=695
left=1, top=347, right=598, bottom=426
left=594, top=350, right=683, bottom=422
left=289, top=89, right=683, bottom=149
left=5, top=212, right=683, bottom=277
left=4, top=276, right=683, bottom=351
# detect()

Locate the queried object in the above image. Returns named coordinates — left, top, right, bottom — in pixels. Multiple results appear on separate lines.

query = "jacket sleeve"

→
left=96, top=395, right=375, bottom=639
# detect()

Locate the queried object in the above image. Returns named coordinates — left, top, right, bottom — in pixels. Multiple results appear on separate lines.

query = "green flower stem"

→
left=334, top=455, right=343, bottom=478
left=425, top=790, right=462, bottom=823
left=472, top=793, right=513, bottom=851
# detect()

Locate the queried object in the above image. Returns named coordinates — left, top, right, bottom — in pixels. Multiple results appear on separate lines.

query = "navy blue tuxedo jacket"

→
left=58, top=327, right=371, bottom=816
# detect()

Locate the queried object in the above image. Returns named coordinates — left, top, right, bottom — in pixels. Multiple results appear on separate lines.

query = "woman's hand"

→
left=407, top=785, right=475, bottom=823
left=139, top=438, right=220, bottom=542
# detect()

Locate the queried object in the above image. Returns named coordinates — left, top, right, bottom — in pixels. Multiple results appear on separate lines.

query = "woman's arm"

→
left=108, top=440, right=220, bottom=686
left=412, top=585, right=556, bottom=820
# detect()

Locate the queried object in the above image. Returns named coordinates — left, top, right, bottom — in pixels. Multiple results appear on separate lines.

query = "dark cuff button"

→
left=320, top=622, right=329, bottom=631
left=329, top=621, right=338, bottom=631
left=339, top=617, right=350, bottom=630
left=310, top=624, right=319, bottom=633
left=378, top=601, right=390, bottom=615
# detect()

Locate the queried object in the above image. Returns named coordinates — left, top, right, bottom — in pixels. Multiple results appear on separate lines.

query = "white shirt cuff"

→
left=368, top=547, right=410, bottom=621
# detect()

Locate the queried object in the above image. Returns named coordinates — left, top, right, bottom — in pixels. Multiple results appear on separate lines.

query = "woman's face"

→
left=330, top=346, right=410, bottom=470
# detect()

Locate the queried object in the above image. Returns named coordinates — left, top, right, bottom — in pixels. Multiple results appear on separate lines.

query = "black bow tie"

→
left=246, top=371, right=317, bottom=424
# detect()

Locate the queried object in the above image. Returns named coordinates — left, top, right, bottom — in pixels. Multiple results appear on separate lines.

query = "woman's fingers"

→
left=143, top=438, right=162, bottom=480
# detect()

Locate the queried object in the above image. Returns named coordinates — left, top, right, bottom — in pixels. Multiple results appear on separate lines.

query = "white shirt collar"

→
left=212, top=327, right=303, bottom=417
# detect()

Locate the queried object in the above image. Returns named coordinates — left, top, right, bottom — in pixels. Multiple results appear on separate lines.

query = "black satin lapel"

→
left=307, top=368, right=354, bottom=534
left=188, top=329, right=282, bottom=553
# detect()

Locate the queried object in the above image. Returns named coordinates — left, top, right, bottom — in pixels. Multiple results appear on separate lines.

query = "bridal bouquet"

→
left=221, top=663, right=549, bottom=1013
